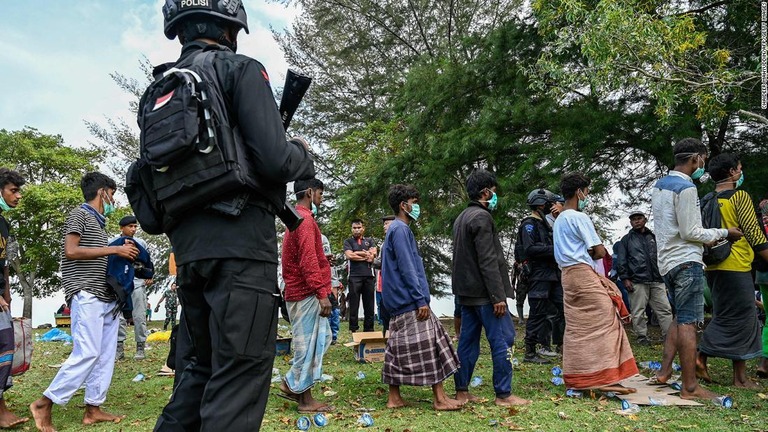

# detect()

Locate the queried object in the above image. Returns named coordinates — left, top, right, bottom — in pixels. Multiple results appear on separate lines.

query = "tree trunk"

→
left=18, top=272, right=34, bottom=320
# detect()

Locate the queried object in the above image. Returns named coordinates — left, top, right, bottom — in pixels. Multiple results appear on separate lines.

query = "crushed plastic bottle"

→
left=296, top=416, right=311, bottom=431
left=712, top=396, right=733, bottom=408
left=605, top=392, right=617, bottom=398
left=672, top=362, right=682, bottom=372
left=132, top=373, right=145, bottom=382
left=356, top=371, right=366, bottom=380
left=638, top=361, right=662, bottom=371
left=648, top=397, right=670, bottom=406
left=551, top=366, right=563, bottom=377
left=313, top=413, right=328, bottom=427
left=618, top=400, right=641, bottom=415
left=551, top=377, right=564, bottom=386
left=511, top=358, right=520, bottom=367
left=565, top=389, right=582, bottom=398
left=470, top=376, right=483, bottom=387
left=357, top=412, right=374, bottom=427
left=320, top=373, right=334, bottom=382
left=669, top=382, right=682, bottom=391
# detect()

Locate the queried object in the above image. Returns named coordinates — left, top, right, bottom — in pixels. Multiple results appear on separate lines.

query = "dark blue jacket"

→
left=381, top=219, right=429, bottom=317
left=107, top=236, right=154, bottom=312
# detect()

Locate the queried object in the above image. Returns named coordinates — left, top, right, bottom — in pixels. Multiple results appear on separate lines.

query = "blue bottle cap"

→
left=313, top=413, right=327, bottom=427
left=621, top=399, right=630, bottom=410
left=296, top=416, right=311, bottom=430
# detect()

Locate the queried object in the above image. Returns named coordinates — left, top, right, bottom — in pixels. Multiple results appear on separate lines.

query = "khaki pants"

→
left=629, top=282, right=673, bottom=338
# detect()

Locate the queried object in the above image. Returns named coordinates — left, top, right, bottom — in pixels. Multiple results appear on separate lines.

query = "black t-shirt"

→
left=343, top=236, right=375, bottom=278
left=0, top=214, right=8, bottom=295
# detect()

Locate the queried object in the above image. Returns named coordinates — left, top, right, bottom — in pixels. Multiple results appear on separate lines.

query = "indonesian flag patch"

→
left=153, top=90, right=174, bottom=111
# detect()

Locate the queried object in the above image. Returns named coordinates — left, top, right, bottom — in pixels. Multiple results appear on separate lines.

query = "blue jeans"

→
left=375, top=291, right=383, bottom=326
left=328, top=307, right=340, bottom=342
left=454, top=304, right=516, bottom=398
left=663, top=262, right=705, bottom=325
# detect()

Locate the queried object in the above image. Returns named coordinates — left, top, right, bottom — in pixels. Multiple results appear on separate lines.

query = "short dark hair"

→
left=707, top=153, right=740, bottom=182
left=673, top=138, right=707, bottom=165
left=0, top=168, right=25, bottom=190
left=80, top=172, right=117, bottom=201
left=351, top=218, right=364, bottom=226
left=466, top=169, right=498, bottom=200
left=560, top=172, right=591, bottom=199
left=294, top=178, right=324, bottom=200
left=388, top=184, right=420, bottom=214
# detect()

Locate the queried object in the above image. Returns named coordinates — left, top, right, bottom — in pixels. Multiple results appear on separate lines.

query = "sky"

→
left=1, top=0, right=301, bottom=326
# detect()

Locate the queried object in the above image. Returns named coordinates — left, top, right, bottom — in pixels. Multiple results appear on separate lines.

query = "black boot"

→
left=523, top=344, right=550, bottom=364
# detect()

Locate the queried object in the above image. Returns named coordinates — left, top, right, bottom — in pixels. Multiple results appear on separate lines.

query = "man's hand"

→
left=319, top=296, right=332, bottom=317
left=154, top=306, right=160, bottom=313
left=624, top=279, right=634, bottom=293
left=0, top=298, right=9, bottom=313
left=492, top=301, right=507, bottom=318
left=726, top=227, right=743, bottom=242
left=145, top=278, right=154, bottom=286
left=114, top=242, right=139, bottom=260
left=416, top=305, right=430, bottom=321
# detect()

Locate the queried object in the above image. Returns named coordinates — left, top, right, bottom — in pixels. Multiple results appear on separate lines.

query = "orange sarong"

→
left=561, top=264, right=638, bottom=389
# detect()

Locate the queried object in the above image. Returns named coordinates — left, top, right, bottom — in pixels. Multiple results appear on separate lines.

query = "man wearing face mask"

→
left=517, top=189, right=562, bottom=363
left=696, top=153, right=768, bottom=388
left=651, top=138, right=742, bottom=401
left=279, top=178, right=333, bottom=413
left=31, top=173, right=139, bottom=432
left=452, top=170, right=529, bottom=406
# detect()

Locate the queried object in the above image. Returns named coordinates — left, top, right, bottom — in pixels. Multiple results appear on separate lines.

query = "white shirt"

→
left=553, top=209, right=603, bottom=268
left=651, top=170, right=728, bottom=275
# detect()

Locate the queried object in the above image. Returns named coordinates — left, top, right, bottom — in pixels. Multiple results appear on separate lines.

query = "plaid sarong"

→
left=382, top=309, right=459, bottom=386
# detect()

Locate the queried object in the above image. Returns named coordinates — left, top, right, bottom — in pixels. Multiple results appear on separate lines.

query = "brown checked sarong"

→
left=561, top=264, right=638, bottom=389
left=382, top=309, right=459, bottom=386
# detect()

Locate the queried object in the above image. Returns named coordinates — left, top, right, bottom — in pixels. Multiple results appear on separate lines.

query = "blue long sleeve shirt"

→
left=381, top=219, right=430, bottom=317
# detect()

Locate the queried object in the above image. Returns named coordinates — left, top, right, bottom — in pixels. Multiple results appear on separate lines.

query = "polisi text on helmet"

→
left=181, top=0, right=209, bottom=8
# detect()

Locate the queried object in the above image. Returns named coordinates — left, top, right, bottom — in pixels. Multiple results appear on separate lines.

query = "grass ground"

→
left=7, top=318, right=767, bottom=431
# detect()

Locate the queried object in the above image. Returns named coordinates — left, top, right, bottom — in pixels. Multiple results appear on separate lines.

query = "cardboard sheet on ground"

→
left=617, top=375, right=702, bottom=406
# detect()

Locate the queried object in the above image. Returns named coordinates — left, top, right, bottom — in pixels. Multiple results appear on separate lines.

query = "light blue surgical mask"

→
left=735, top=172, right=744, bottom=189
left=485, top=191, right=498, bottom=211
left=102, top=193, right=115, bottom=217
left=691, top=155, right=705, bottom=180
left=577, top=190, right=589, bottom=211
left=311, top=202, right=318, bottom=216
left=406, top=202, right=420, bottom=221
left=0, top=196, right=11, bottom=212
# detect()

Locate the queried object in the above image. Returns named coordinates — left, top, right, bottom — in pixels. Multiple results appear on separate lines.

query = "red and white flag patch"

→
left=153, top=90, right=175, bottom=111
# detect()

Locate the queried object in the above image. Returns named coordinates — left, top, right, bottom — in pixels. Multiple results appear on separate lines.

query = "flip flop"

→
left=646, top=376, right=668, bottom=386
left=274, top=391, right=300, bottom=403
left=298, top=404, right=334, bottom=414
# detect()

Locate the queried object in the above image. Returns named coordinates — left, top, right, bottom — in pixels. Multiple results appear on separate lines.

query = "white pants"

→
left=118, top=284, right=148, bottom=344
left=44, top=291, right=119, bottom=406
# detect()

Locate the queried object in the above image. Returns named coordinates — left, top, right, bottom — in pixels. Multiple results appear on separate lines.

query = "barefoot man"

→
left=651, top=138, right=742, bottom=399
left=30, top=173, right=138, bottom=431
left=0, top=168, right=29, bottom=428
left=279, top=179, right=334, bottom=413
left=452, top=169, right=531, bottom=407
left=381, top=184, right=463, bottom=411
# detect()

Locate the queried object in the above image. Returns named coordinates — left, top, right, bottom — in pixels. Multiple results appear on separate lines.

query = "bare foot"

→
left=695, top=361, right=713, bottom=383
left=455, top=391, right=480, bottom=404
left=495, top=395, right=532, bottom=406
left=680, top=385, right=718, bottom=401
left=0, top=409, right=29, bottom=428
left=297, top=401, right=334, bottom=413
left=82, top=406, right=124, bottom=425
left=29, top=398, right=56, bottom=432
left=734, top=379, right=761, bottom=389
left=386, top=398, right=410, bottom=409
left=597, top=385, right=637, bottom=395
left=433, top=397, right=464, bottom=411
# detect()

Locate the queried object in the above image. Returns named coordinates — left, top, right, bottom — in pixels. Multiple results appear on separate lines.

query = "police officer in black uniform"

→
left=153, top=1, right=315, bottom=431
left=518, top=189, right=563, bottom=364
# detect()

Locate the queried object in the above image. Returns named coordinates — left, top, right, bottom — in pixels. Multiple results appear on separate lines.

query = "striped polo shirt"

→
left=60, top=206, right=115, bottom=303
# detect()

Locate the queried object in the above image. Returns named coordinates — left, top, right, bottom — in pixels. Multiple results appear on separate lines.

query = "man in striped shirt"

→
left=30, top=173, right=138, bottom=432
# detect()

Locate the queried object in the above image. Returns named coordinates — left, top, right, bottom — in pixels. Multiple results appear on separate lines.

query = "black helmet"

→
left=163, top=0, right=250, bottom=40
left=526, top=188, right=556, bottom=207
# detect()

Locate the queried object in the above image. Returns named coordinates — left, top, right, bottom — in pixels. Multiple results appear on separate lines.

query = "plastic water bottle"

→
left=356, top=371, right=366, bottom=380
left=313, top=413, right=328, bottom=427
left=551, top=377, right=564, bottom=386
left=470, top=376, right=483, bottom=387
left=669, top=382, right=682, bottom=391
left=712, top=396, right=733, bottom=408
left=672, top=362, right=682, bottom=372
left=619, top=400, right=641, bottom=414
left=650, top=361, right=662, bottom=370
left=132, top=373, right=145, bottom=382
left=648, top=397, right=670, bottom=406
left=565, top=389, right=582, bottom=398
left=320, top=373, right=334, bottom=382
left=605, top=392, right=617, bottom=398
left=551, top=366, right=562, bottom=377
left=357, top=412, right=374, bottom=427
left=296, top=416, right=311, bottom=431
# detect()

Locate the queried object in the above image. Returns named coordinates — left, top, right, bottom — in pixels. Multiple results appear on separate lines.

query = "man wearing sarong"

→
left=452, top=170, right=531, bottom=407
left=651, top=138, right=742, bottom=400
left=280, top=178, right=333, bottom=413
left=553, top=172, right=638, bottom=394
left=696, top=153, right=768, bottom=388
left=381, top=184, right=463, bottom=411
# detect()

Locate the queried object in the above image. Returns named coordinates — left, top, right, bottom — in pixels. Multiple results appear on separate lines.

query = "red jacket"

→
left=282, top=205, right=332, bottom=302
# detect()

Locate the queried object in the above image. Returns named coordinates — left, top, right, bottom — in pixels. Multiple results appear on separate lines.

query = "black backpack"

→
left=126, top=47, right=259, bottom=234
left=700, top=190, right=734, bottom=265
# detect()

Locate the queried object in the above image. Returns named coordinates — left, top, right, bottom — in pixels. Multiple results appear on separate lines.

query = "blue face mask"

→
left=0, top=196, right=11, bottom=212
left=406, top=202, right=420, bottom=221
left=102, top=193, right=115, bottom=217
left=486, top=191, right=498, bottom=211
left=691, top=155, right=705, bottom=180
left=735, top=172, right=744, bottom=189
left=577, top=190, right=589, bottom=211
left=311, top=202, right=318, bottom=216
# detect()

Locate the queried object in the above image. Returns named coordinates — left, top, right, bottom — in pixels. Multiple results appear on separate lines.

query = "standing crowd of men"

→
left=0, top=1, right=764, bottom=431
